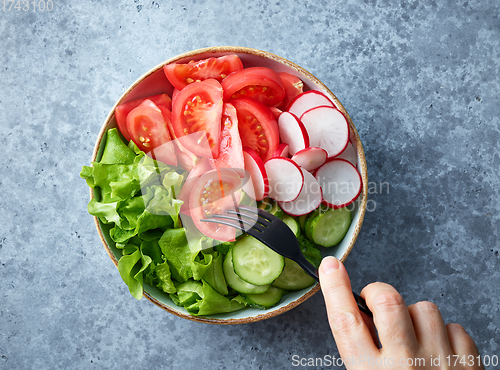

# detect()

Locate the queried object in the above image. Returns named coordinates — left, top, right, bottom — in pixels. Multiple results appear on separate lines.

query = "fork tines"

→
left=200, top=206, right=263, bottom=233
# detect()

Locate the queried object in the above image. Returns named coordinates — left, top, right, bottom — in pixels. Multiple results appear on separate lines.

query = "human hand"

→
left=319, top=256, right=484, bottom=369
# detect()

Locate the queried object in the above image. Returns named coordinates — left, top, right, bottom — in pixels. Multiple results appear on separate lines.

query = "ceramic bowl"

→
left=90, top=46, right=368, bottom=324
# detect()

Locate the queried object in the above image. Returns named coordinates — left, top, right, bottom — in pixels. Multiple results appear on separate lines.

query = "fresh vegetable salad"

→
left=81, top=54, right=362, bottom=317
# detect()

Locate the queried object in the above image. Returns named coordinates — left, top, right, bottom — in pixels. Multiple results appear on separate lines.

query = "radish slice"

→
left=278, top=112, right=309, bottom=155
left=291, top=147, right=327, bottom=172
left=336, top=141, right=357, bottom=166
left=243, top=147, right=269, bottom=201
left=300, top=106, right=349, bottom=158
left=273, top=143, right=289, bottom=158
left=287, top=90, right=335, bottom=119
left=279, top=168, right=322, bottom=216
left=315, top=158, right=362, bottom=209
left=264, top=157, right=304, bottom=202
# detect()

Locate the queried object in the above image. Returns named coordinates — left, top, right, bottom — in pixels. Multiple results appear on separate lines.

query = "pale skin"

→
left=319, top=256, right=484, bottom=370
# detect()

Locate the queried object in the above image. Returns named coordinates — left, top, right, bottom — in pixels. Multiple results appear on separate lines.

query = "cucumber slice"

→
left=304, top=207, right=322, bottom=241
left=282, top=214, right=300, bottom=237
left=307, top=207, right=352, bottom=247
left=244, top=286, right=285, bottom=309
left=298, top=214, right=308, bottom=230
left=272, top=258, right=316, bottom=290
left=223, top=249, right=271, bottom=294
left=258, top=198, right=284, bottom=219
left=232, top=235, right=285, bottom=286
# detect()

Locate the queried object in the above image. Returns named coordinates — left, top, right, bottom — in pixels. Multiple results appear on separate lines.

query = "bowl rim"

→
left=89, top=46, right=368, bottom=325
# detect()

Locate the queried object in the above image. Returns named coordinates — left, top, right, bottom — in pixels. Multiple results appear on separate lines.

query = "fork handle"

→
left=296, top=257, right=373, bottom=318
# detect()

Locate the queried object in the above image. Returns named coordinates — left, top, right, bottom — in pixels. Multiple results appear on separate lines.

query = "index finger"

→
left=319, top=257, right=379, bottom=358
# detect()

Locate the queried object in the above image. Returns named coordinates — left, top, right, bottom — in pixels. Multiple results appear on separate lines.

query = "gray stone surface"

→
left=1, top=0, right=499, bottom=369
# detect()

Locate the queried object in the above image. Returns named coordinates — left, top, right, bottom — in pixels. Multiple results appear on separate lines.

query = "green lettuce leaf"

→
left=229, top=295, right=248, bottom=312
left=171, top=280, right=203, bottom=307
left=185, top=281, right=246, bottom=316
left=202, top=252, right=228, bottom=296
left=155, top=262, right=176, bottom=294
left=87, top=199, right=121, bottom=226
left=159, top=228, right=193, bottom=283
left=117, top=246, right=152, bottom=300
left=190, top=251, right=213, bottom=281
left=100, top=128, right=136, bottom=165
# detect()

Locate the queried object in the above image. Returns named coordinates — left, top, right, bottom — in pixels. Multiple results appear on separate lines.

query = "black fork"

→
left=200, top=205, right=372, bottom=317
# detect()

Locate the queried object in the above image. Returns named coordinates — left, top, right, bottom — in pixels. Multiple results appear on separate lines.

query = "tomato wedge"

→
left=189, top=168, right=242, bottom=242
left=171, top=79, right=224, bottom=158
left=115, top=94, right=172, bottom=142
left=214, top=103, right=244, bottom=174
left=277, top=72, right=304, bottom=111
left=230, top=98, right=279, bottom=162
left=221, top=67, right=285, bottom=107
left=164, top=55, right=243, bottom=91
left=126, top=99, right=176, bottom=166
left=177, top=156, right=215, bottom=216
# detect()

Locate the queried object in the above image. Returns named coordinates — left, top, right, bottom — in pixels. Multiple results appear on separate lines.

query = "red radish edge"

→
left=335, top=141, right=357, bottom=166
left=264, top=157, right=304, bottom=202
left=279, top=168, right=322, bottom=216
left=287, top=90, right=335, bottom=118
left=291, top=147, right=327, bottom=172
left=243, top=147, right=269, bottom=201
left=273, top=143, right=289, bottom=158
left=299, top=106, right=349, bottom=158
left=277, top=111, right=309, bottom=155
left=314, top=158, right=362, bottom=209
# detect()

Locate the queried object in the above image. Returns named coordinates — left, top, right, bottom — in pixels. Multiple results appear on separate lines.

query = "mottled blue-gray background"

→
left=1, top=0, right=499, bottom=369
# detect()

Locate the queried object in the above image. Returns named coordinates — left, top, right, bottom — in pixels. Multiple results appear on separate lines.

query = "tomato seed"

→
left=186, top=78, right=194, bottom=84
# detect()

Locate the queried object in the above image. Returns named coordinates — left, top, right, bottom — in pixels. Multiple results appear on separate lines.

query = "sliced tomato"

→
left=164, top=55, right=243, bottom=91
left=269, top=106, right=282, bottom=119
left=189, top=168, right=242, bottom=242
left=221, top=67, right=285, bottom=107
left=214, top=103, right=244, bottom=175
left=171, top=79, right=224, bottom=158
left=230, top=98, right=280, bottom=162
left=177, top=156, right=215, bottom=216
left=115, top=94, right=172, bottom=141
left=171, top=88, right=181, bottom=108
left=277, top=72, right=304, bottom=110
left=126, top=99, right=176, bottom=166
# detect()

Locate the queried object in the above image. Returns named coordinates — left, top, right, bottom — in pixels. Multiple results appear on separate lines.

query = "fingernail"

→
left=321, top=256, right=340, bottom=275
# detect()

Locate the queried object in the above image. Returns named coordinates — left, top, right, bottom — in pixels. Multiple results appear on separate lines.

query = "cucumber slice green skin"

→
left=272, top=258, right=316, bottom=290
left=223, top=250, right=271, bottom=295
left=304, top=207, right=322, bottom=240
left=244, top=286, right=285, bottom=309
left=281, top=214, right=301, bottom=237
left=307, top=207, right=352, bottom=247
left=298, top=214, right=308, bottom=230
left=232, top=235, right=285, bottom=286
left=258, top=198, right=284, bottom=219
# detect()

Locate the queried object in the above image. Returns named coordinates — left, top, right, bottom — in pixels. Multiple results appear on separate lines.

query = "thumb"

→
left=319, top=256, right=378, bottom=357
